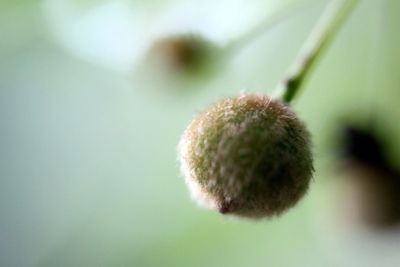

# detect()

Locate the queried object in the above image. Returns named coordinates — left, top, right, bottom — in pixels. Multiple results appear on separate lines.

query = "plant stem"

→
left=274, top=0, right=358, bottom=103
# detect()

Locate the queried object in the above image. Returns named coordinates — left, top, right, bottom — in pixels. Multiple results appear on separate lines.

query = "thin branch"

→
left=274, top=0, right=358, bottom=103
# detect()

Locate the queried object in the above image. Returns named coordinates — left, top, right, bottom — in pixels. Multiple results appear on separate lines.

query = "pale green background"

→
left=1, top=0, right=400, bottom=266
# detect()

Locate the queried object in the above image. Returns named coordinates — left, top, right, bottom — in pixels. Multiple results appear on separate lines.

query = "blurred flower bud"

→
left=148, top=35, right=216, bottom=74
left=135, top=34, right=221, bottom=91
left=338, top=125, right=400, bottom=229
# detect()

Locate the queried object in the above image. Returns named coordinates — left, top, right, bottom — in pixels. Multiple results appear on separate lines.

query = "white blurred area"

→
left=43, top=0, right=292, bottom=71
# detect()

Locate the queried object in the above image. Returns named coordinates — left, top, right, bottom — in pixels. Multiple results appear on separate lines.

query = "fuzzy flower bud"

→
left=179, top=93, right=313, bottom=218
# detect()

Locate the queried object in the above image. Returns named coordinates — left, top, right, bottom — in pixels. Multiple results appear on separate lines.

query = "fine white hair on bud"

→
left=178, top=93, right=313, bottom=218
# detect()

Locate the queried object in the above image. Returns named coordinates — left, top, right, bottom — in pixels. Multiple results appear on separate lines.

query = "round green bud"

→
left=179, top=94, right=313, bottom=218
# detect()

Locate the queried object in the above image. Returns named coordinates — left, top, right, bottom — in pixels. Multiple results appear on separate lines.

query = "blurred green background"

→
left=1, top=0, right=400, bottom=266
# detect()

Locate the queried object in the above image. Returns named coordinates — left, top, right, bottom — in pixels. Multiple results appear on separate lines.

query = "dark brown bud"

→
left=338, top=125, right=400, bottom=229
left=145, top=34, right=218, bottom=76
left=178, top=93, right=313, bottom=218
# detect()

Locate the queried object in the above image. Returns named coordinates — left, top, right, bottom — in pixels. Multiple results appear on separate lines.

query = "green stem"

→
left=274, top=0, right=358, bottom=103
